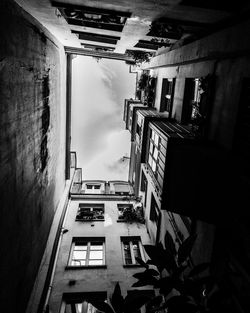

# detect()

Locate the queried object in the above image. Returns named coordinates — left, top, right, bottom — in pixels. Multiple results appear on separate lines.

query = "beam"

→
left=64, top=46, right=135, bottom=63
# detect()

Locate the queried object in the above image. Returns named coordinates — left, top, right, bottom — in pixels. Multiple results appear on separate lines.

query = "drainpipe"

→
left=43, top=209, right=69, bottom=313
left=37, top=191, right=71, bottom=313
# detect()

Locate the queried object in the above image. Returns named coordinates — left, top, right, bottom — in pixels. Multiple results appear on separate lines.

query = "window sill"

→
left=65, top=265, right=107, bottom=270
left=75, top=219, right=104, bottom=222
left=123, top=264, right=143, bottom=268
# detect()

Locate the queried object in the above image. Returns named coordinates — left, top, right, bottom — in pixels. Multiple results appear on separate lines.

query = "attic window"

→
left=85, top=184, right=101, bottom=194
left=114, top=183, right=130, bottom=195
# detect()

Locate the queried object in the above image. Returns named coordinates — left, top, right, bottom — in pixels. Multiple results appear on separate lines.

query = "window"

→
left=182, top=78, right=204, bottom=124
left=148, top=129, right=160, bottom=174
left=64, top=301, right=102, bottom=313
left=117, top=204, right=133, bottom=220
left=150, top=194, right=159, bottom=222
left=136, top=113, right=143, bottom=138
left=69, top=238, right=105, bottom=267
left=62, top=292, right=107, bottom=313
left=114, top=183, right=131, bottom=195
left=76, top=204, right=104, bottom=221
left=160, top=78, right=175, bottom=114
left=121, top=237, right=144, bottom=266
left=55, top=3, right=130, bottom=32
left=140, top=170, right=148, bottom=208
left=85, top=184, right=101, bottom=194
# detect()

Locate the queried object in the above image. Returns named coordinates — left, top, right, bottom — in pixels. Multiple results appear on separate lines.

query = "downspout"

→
left=42, top=200, right=70, bottom=313
left=37, top=187, right=72, bottom=313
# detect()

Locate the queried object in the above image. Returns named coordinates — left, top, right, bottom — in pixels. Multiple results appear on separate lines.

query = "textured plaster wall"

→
left=49, top=199, right=152, bottom=313
left=0, top=1, right=66, bottom=312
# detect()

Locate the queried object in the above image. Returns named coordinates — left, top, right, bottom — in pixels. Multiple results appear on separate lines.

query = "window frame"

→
left=117, top=203, right=133, bottom=221
left=67, top=238, right=106, bottom=269
left=61, top=292, right=107, bottom=313
left=160, top=78, right=176, bottom=114
left=76, top=203, right=105, bottom=222
left=121, top=237, right=145, bottom=267
left=149, top=193, right=159, bottom=223
left=85, top=183, right=101, bottom=194
left=147, top=129, right=160, bottom=175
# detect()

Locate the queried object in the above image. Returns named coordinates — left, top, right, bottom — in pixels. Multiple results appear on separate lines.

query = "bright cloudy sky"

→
left=71, top=55, right=136, bottom=181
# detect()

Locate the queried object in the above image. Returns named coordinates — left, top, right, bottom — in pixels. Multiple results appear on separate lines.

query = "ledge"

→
left=65, top=265, right=107, bottom=270
left=75, top=219, right=104, bottom=222
left=123, top=264, right=143, bottom=268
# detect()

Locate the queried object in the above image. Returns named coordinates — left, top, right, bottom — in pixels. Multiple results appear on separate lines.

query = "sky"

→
left=71, top=55, right=136, bottom=181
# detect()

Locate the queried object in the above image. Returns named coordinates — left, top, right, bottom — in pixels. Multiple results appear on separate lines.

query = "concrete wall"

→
left=49, top=198, right=152, bottom=313
left=0, top=1, right=67, bottom=312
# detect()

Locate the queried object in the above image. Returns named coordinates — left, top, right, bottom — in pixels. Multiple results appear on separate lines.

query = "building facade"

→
left=48, top=172, right=154, bottom=313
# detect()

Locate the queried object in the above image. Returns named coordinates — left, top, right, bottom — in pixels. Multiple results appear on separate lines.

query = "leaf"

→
left=177, top=234, right=197, bottom=265
left=144, top=245, right=166, bottom=271
left=147, top=295, right=163, bottom=309
left=156, top=277, right=174, bottom=296
left=143, top=245, right=159, bottom=260
left=132, top=280, right=149, bottom=287
left=188, top=263, right=210, bottom=277
left=173, top=265, right=188, bottom=279
left=133, top=269, right=159, bottom=281
left=88, top=300, right=115, bottom=313
left=135, top=257, right=149, bottom=268
left=133, top=271, right=147, bottom=280
left=165, top=230, right=176, bottom=256
left=145, top=268, right=160, bottom=277
left=164, top=295, right=198, bottom=313
left=158, top=242, right=177, bottom=274
left=124, top=293, right=152, bottom=313
left=110, top=282, right=124, bottom=313
left=132, top=275, right=158, bottom=287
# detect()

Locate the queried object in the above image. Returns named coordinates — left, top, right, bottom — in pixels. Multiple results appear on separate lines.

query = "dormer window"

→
left=85, top=184, right=101, bottom=194
left=83, top=13, right=102, bottom=20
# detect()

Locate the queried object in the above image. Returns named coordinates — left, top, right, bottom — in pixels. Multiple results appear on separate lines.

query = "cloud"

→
left=106, top=156, right=130, bottom=174
left=71, top=56, right=134, bottom=180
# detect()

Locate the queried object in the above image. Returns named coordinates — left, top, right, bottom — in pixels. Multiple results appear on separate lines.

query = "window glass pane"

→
left=123, top=242, right=132, bottom=264
left=91, top=242, right=103, bottom=248
left=73, top=250, right=87, bottom=259
left=148, top=155, right=153, bottom=167
left=89, top=260, right=103, bottom=265
left=151, top=130, right=155, bottom=140
left=86, top=185, right=92, bottom=189
left=149, top=142, right=153, bottom=154
left=75, top=244, right=87, bottom=250
left=90, top=245, right=103, bottom=250
left=94, top=185, right=101, bottom=189
left=71, top=259, right=86, bottom=266
left=152, top=161, right=156, bottom=172
left=77, top=303, right=83, bottom=312
left=132, top=242, right=141, bottom=262
left=153, top=148, right=158, bottom=160
left=154, top=134, right=159, bottom=146
left=89, top=250, right=103, bottom=259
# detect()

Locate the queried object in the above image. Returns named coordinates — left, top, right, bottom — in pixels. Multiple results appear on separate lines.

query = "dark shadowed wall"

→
left=0, top=1, right=66, bottom=312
